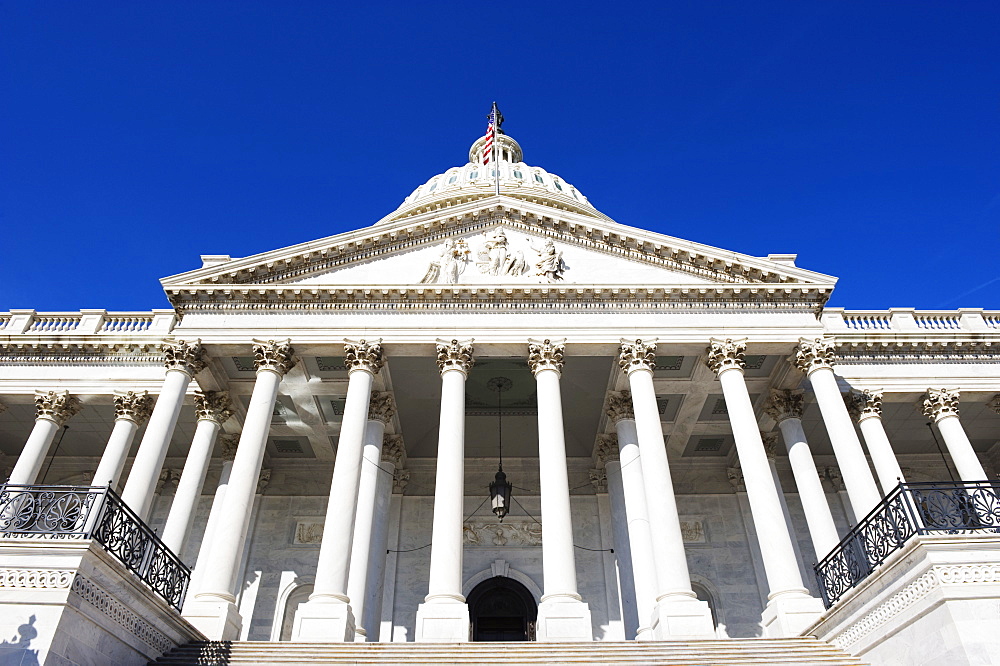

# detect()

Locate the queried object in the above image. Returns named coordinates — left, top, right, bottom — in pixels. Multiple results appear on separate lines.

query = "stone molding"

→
left=70, top=573, right=174, bottom=654
left=0, top=341, right=165, bottom=365
left=344, top=338, right=383, bottom=374
left=830, top=562, right=1000, bottom=652
left=162, top=339, right=206, bottom=376
left=193, top=390, right=234, bottom=425
left=792, top=337, right=837, bottom=374
left=593, top=433, right=619, bottom=467
left=845, top=388, right=883, bottom=422
left=367, top=391, right=396, bottom=425
left=833, top=339, right=1000, bottom=363
left=618, top=338, right=656, bottom=374
left=605, top=390, right=634, bottom=424
left=435, top=338, right=474, bottom=374
left=765, top=388, right=804, bottom=423
left=381, top=434, right=406, bottom=467
left=253, top=338, right=297, bottom=375
left=463, top=517, right=541, bottom=546
left=0, top=568, right=74, bottom=589
left=219, top=433, right=239, bottom=461
left=34, top=389, right=82, bottom=425
left=706, top=337, right=747, bottom=375
left=113, top=390, right=154, bottom=425
left=922, top=388, right=960, bottom=421
left=527, top=337, right=565, bottom=375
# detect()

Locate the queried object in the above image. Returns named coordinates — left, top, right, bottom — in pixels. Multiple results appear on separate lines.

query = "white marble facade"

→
left=2, top=126, right=1000, bottom=664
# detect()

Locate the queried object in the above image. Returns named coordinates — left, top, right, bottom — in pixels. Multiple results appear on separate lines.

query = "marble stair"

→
left=153, top=637, right=867, bottom=665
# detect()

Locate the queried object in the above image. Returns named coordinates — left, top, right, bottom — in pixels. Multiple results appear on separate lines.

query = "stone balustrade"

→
left=822, top=308, right=999, bottom=334
left=0, top=309, right=176, bottom=335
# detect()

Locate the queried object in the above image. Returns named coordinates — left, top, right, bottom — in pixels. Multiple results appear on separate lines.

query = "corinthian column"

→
left=122, top=339, right=206, bottom=519
left=295, top=340, right=384, bottom=642
left=187, top=434, right=238, bottom=602
left=92, top=391, right=154, bottom=488
left=161, top=391, right=234, bottom=555
left=922, top=389, right=987, bottom=481
left=766, top=389, right=840, bottom=559
left=792, top=338, right=881, bottom=517
left=605, top=391, right=659, bottom=640
left=618, top=339, right=714, bottom=640
left=707, top=339, right=823, bottom=637
left=845, top=389, right=905, bottom=493
left=184, top=339, right=294, bottom=640
left=415, top=339, right=474, bottom=642
left=528, top=338, right=593, bottom=641
left=8, top=391, right=82, bottom=485
left=347, top=391, right=395, bottom=642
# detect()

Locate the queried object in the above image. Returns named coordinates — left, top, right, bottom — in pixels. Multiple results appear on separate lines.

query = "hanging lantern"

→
left=487, top=376, right=514, bottom=522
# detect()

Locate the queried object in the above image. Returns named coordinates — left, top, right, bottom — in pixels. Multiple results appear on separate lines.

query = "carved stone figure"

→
left=531, top=238, right=565, bottom=282
left=420, top=238, right=470, bottom=284
left=477, top=228, right=527, bottom=277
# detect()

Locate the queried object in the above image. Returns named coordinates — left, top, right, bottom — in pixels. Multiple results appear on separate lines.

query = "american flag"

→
left=482, top=107, right=496, bottom=164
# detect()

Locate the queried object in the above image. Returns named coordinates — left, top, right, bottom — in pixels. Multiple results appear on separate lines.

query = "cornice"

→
left=832, top=339, right=1000, bottom=363
left=161, top=204, right=836, bottom=294
left=0, top=341, right=165, bottom=365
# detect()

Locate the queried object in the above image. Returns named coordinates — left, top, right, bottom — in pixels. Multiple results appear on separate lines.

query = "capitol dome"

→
left=375, top=131, right=614, bottom=225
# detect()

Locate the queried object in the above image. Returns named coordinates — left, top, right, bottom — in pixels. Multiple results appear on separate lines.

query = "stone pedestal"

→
left=291, top=599, right=356, bottom=642
left=650, top=595, right=719, bottom=640
left=536, top=599, right=593, bottom=642
left=413, top=601, right=470, bottom=642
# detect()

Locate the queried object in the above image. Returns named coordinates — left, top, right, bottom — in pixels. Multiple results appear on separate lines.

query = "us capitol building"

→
left=1, top=117, right=998, bottom=666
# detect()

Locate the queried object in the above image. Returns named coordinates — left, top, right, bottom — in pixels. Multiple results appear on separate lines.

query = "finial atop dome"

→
left=470, top=103, right=522, bottom=165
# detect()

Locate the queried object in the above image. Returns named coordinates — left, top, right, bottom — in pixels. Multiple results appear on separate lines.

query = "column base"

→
left=761, top=591, right=825, bottom=638
left=414, top=601, right=470, bottom=642
left=649, top=595, right=716, bottom=640
left=291, top=598, right=356, bottom=642
left=353, top=628, right=367, bottom=643
left=181, top=597, right=243, bottom=641
left=536, top=598, right=593, bottom=641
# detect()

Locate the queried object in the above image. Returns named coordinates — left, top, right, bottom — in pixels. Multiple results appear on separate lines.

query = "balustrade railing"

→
left=0, top=484, right=190, bottom=610
left=814, top=481, right=1000, bottom=608
left=101, top=314, right=155, bottom=332
left=27, top=315, right=82, bottom=333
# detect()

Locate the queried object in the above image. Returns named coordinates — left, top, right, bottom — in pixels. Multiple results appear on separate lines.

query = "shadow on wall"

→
left=0, top=614, right=39, bottom=666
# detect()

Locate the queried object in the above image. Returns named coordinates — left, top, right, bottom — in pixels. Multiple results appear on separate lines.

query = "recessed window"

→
left=469, top=171, right=479, bottom=180
left=553, top=180, right=563, bottom=191
left=428, top=182, right=437, bottom=192
left=448, top=175, right=457, bottom=184
left=513, top=170, right=523, bottom=179
left=534, top=174, right=544, bottom=184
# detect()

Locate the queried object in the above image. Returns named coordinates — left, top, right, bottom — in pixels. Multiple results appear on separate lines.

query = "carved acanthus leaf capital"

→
left=436, top=338, right=475, bottom=374
left=219, top=433, right=239, bottom=461
left=34, top=390, right=82, bottom=426
left=156, top=468, right=181, bottom=493
left=252, top=339, right=296, bottom=376
left=593, top=434, right=619, bottom=467
left=726, top=466, right=745, bottom=492
left=706, top=338, right=747, bottom=375
left=162, top=339, right=207, bottom=376
left=257, top=469, right=271, bottom=494
left=368, top=392, right=396, bottom=425
left=765, top=388, right=804, bottom=423
left=845, top=389, right=883, bottom=422
left=527, top=338, right=565, bottom=375
left=113, top=390, right=154, bottom=425
left=589, top=467, right=608, bottom=492
left=618, top=338, right=657, bottom=374
left=344, top=338, right=384, bottom=374
left=605, top=390, right=634, bottom=424
left=392, top=468, right=410, bottom=494
left=792, top=337, right=837, bottom=375
left=381, top=434, right=406, bottom=467
left=194, top=390, right=234, bottom=424
left=989, top=394, right=1000, bottom=416
left=922, top=388, right=960, bottom=422
left=760, top=431, right=779, bottom=460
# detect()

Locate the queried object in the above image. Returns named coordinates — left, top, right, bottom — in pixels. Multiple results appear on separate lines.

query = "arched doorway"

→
left=467, top=576, right=537, bottom=641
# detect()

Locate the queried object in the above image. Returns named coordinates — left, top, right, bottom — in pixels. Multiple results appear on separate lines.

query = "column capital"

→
left=605, top=390, right=634, bottom=423
left=922, top=388, right=960, bottom=422
left=761, top=431, right=779, bottom=460
left=194, top=390, right=234, bottom=425
left=989, top=394, right=1000, bottom=416
left=589, top=467, right=608, bottom=492
left=113, top=390, right=154, bottom=425
left=344, top=338, right=384, bottom=374
left=706, top=337, right=747, bottom=375
left=792, top=337, right=837, bottom=375
left=219, top=433, right=239, bottom=461
left=163, top=339, right=207, bottom=376
left=381, top=434, right=406, bottom=467
left=726, top=466, right=745, bottom=492
left=435, top=338, right=474, bottom=374
left=392, top=467, right=410, bottom=494
left=527, top=338, right=565, bottom=375
left=845, top=389, right=883, bottom=422
left=257, top=468, right=272, bottom=494
left=156, top=468, right=181, bottom=494
left=593, top=433, right=619, bottom=467
left=618, top=338, right=657, bottom=374
left=34, top=390, right=82, bottom=426
left=368, top=392, right=396, bottom=425
left=765, top=388, right=804, bottom=423
left=253, top=338, right=297, bottom=376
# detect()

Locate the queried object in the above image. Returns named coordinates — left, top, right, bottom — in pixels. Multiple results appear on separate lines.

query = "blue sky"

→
left=2, top=1, right=998, bottom=311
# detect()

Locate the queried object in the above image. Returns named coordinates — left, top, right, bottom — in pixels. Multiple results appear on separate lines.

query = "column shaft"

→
left=121, top=369, right=192, bottom=518
left=604, top=460, right=639, bottom=639
left=777, top=418, right=840, bottom=558
left=937, top=416, right=988, bottom=481
left=346, top=418, right=386, bottom=639
left=858, top=417, right=905, bottom=493
left=8, top=419, right=61, bottom=485
left=187, top=456, right=234, bottom=600
left=92, top=419, right=140, bottom=488
left=362, top=458, right=395, bottom=641
left=161, top=418, right=221, bottom=555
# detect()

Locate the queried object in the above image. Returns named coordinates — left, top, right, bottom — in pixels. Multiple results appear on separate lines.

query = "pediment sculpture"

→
left=420, top=228, right=566, bottom=284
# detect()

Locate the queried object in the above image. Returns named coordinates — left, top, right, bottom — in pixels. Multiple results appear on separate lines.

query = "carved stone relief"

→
left=418, top=228, right=567, bottom=284
left=463, top=517, right=542, bottom=546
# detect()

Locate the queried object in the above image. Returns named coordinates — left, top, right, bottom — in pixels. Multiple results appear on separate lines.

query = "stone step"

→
left=153, top=637, right=867, bottom=665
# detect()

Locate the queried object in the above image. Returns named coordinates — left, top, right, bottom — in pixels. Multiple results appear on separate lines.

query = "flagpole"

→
left=492, top=101, right=500, bottom=196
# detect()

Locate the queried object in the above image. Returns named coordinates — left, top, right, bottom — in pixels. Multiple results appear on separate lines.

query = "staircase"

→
left=153, top=637, right=867, bottom=665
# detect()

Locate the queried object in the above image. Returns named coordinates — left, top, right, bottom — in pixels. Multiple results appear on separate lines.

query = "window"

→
left=534, top=173, right=544, bottom=184
left=553, top=180, right=563, bottom=191
left=448, top=175, right=457, bottom=184
left=513, top=170, right=523, bottom=179
left=469, top=171, right=479, bottom=180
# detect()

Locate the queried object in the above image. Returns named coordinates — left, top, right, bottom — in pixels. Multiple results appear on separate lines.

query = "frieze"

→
left=293, top=520, right=325, bottom=545
left=463, top=518, right=542, bottom=546
left=0, top=568, right=74, bottom=589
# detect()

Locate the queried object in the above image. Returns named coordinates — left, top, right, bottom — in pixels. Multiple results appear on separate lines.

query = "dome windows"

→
left=447, top=175, right=458, bottom=184
left=469, top=171, right=479, bottom=180
left=513, top=170, right=523, bottom=180
left=534, top=173, right=544, bottom=184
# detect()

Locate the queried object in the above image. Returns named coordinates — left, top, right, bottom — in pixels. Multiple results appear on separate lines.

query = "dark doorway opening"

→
left=467, top=576, right=537, bottom=641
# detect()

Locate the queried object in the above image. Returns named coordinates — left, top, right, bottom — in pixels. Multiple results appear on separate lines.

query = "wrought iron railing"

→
left=814, top=481, right=1000, bottom=608
left=0, top=484, right=190, bottom=610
